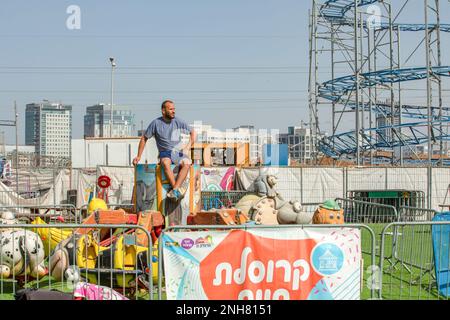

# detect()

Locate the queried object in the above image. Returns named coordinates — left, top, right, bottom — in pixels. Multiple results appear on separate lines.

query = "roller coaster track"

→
left=320, top=120, right=450, bottom=159
left=319, top=0, right=450, bottom=33
left=319, top=66, right=450, bottom=102
left=320, top=0, right=378, bottom=20
left=318, top=66, right=450, bottom=159
left=347, top=103, right=450, bottom=121
left=379, top=23, right=450, bottom=33
left=315, top=0, right=450, bottom=161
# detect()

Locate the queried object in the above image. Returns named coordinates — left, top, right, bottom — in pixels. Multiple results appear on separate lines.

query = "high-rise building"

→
left=278, top=122, right=318, bottom=164
left=84, top=104, right=135, bottom=138
left=376, top=114, right=400, bottom=145
left=25, top=101, right=72, bottom=159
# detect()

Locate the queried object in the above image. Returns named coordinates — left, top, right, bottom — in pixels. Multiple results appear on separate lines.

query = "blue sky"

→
left=0, top=0, right=449, bottom=144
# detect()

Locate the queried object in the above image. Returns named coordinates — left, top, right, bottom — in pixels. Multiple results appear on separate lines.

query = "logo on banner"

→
left=311, top=243, right=344, bottom=276
left=195, top=235, right=213, bottom=248
left=199, top=230, right=323, bottom=300
left=181, top=238, right=195, bottom=249
left=165, top=241, right=180, bottom=248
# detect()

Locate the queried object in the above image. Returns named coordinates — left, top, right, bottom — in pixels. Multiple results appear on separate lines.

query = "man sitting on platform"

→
left=133, top=100, right=196, bottom=201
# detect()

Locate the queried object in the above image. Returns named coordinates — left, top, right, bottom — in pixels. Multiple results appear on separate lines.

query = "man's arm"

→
left=183, top=129, right=196, bottom=158
left=133, top=135, right=148, bottom=165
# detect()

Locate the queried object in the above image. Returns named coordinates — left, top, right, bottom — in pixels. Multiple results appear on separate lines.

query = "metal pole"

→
left=360, top=12, right=365, bottom=165
left=397, top=29, right=403, bottom=166
left=53, top=158, right=56, bottom=209
left=354, top=0, right=360, bottom=166
left=388, top=2, right=395, bottom=166
left=313, top=2, right=319, bottom=164
left=110, top=58, right=115, bottom=138
left=435, top=0, right=443, bottom=167
left=14, top=102, right=19, bottom=206
left=368, top=28, right=373, bottom=166
left=425, top=0, right=432, bottom=166
left=308, top=4, right=315, bottom=163
left=374, top=30, right=378, bottom=162
left=331, top=22, right=336, bottom=164
left=425, top=0, right=433, bottom=209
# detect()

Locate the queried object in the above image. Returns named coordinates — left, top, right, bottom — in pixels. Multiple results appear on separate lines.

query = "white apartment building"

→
left=278, top=123, right=318, bottom=164
left=25, top=101, right=72, bottom=159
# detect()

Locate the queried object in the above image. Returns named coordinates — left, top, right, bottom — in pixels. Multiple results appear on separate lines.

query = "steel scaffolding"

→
left=309, top=0, right=450, bottom=166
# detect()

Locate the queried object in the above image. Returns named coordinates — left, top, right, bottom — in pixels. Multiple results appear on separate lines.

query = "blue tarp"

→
left=432, top=213, right=450, bottom=298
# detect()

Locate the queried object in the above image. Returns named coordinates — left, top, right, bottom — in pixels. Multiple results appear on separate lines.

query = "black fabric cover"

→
left=14, top=288, right=73, bottom=300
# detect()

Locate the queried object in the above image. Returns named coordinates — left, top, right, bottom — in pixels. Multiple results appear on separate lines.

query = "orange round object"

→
left=97, top=175, right=111, bottom=189
left=312, top=207, right=344, bottom=224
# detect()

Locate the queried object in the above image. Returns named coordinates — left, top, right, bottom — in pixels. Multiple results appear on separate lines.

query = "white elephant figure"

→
left=0, top=211, right=19, bottom=230
left=253, top=175, right=281, bottom=199
left=0, top=229, right=47, bottom=279
left=236, top=195, right=313, bottom=225
left=276, top=200, right=313, bottom=224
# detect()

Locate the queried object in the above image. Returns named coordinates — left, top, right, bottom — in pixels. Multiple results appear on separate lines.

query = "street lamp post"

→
left=109, top=57, right=116, bottom=138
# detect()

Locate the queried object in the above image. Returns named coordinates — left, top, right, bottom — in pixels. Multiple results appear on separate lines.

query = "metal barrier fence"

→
left=336, top=198, right=399, bottom=224
left=6, top=218, right=450, bottom=300
left=0, top=190, right=43, bottom=207
left=347, top=190, right=427, bottom=211
left=96, top=166, right=135, bottom=205
left=388, top=207, right=439, bottom=284
left=379, top=221, right=450, bottom=300
left=301, top=202, right=322, bottom=216
left=200, top=190, right=251, bottom=211
left=0, top=204, right=80, bottom=223
left=79, top=203, right=134, bottom=220
left=398, top=206, right=438, bottom=222
left=334, top=197, right=398, bottom=265
left=0, top=224, right=154, bottom=300
left=236, top=166, right=450, bottom=212
left=158, top=224, right=377, bottom=300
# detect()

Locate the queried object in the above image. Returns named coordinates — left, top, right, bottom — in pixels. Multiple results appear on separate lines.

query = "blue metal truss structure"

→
left=347, top=103, right=450, bottom=121
left=380, top=23, right=450, bottom=33
left=312, top=0, right=450, bottom=163
left=320, top=0, right=450, bottom=33
left=320, top=121, right=450, bottom=161
left=320, top=0, right=378, bottom=20
left=319, top=66, right=450, bottom=102
left=318, top=66, right=450, bottom=159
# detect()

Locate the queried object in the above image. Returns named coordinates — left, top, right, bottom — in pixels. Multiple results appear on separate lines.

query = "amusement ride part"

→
left=309, top=0, right=450, bottom=166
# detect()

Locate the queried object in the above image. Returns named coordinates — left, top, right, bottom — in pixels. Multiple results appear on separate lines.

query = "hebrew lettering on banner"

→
left=162, top=227, right=361, bottom=300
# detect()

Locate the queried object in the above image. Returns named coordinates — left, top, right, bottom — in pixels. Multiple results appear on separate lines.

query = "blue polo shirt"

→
left=144, top=117, right=192, bottom=153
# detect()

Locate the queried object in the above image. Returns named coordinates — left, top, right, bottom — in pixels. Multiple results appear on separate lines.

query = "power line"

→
left=0, top=71, right=311, bottom=75
left=0, top=34, right=303, bottom=39
left=0, top=66, right=310, bottom=70
left=0, top=89, right=307, bottom=94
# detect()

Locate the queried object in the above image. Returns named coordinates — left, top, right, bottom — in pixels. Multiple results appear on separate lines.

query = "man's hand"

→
left=182, top=147, right=192, bottom=159
left=134, top=136, right=147, bottom=166
left=133, top=156, right=141, bottom=166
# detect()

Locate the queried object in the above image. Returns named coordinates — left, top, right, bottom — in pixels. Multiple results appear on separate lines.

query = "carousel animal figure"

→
left=235, top=173, right=312, bottom=225
left=253, top=174, right=282, bottom=199
left=0, top=229, right=47, bottom=279
left=246, top=196, right=313, bottom=225
left=277, top=200, right=313, bottom=224
left=0, top=211, right=19, bottom=230
left=312, top=200, right=344, bottom=224
left=48, top=232, right=158, bottom=289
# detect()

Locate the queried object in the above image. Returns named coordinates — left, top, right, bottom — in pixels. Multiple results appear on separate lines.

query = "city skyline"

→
left=1, top=1, right=449, bottom=154
left=0, top=0, right=313, bottom=145
left=5, top=98, right=307, bottom=145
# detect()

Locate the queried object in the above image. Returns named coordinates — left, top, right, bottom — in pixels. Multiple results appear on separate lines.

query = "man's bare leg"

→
left=161, top=158, right=176, bottom=189
left=173, top=162, right=190, bottom=190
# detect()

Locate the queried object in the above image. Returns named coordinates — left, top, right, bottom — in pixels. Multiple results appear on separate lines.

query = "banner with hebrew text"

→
left=162, top=227, right=361, bottom=300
